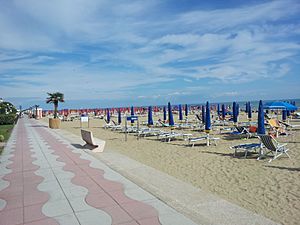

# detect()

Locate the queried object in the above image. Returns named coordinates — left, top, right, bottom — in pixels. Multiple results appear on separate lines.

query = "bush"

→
left=0, top=135, right=4, bottom=142
left=0, top=114, right=17, bottom=125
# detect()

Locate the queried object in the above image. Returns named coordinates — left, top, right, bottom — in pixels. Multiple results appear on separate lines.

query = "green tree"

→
left=0, top=102, right=17, bottom=115
left=46, top=92, right=65, bottom=118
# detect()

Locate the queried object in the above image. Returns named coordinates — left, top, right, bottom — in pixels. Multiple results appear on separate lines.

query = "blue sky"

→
left=0, top=0, right=300, bottom=109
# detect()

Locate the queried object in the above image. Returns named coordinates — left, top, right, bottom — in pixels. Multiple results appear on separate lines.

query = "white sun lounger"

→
left=188, top=135, right=220, bottom=147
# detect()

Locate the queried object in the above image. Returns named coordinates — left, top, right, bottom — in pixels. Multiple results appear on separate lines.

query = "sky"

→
left=0, top=0, right=300, bottom=109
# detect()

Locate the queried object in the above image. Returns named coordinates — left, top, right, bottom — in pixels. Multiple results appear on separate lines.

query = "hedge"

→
left=0, top=114, right=17, bottom=125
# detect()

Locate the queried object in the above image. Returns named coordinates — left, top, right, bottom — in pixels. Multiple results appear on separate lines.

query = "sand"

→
left=42, top=113, right=300, bottom=225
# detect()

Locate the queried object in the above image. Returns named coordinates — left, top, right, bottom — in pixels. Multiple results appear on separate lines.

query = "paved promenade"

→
left=0, top=118, right=197, bottom=225
left=0, top=118, right=280, bottom=225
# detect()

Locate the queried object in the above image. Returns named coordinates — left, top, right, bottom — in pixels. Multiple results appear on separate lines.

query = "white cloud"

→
left=178, top=0, right=300, bottom=31
left=0, top=0, right=299, bottom=104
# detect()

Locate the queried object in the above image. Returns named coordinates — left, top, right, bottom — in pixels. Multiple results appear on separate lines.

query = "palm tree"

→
left=46, top=92, right=64, bottom=118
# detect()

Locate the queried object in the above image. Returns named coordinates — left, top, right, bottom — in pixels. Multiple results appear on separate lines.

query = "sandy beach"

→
left=43, top=113, right=300, bottom=225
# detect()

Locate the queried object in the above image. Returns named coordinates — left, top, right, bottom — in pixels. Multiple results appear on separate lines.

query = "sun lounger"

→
left=122, top=126, right=138, bottom=133
left=158, top=132, right=181, bottom=142
left=235, top=126, right=255, bottom=139
left=278, top=120, right=300, bottom=130
left=230, top=143, right=260, bottom=158
left=224, top=126, right=254, bottom=139
left=138, top=128, right=161, bottom=137
left=188, top=135, right=220, bottom=147
left=157, top=120, right=170, bottom=127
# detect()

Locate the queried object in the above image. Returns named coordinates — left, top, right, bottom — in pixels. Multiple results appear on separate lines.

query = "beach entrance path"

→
left=0, top=117, right=196, bottom=225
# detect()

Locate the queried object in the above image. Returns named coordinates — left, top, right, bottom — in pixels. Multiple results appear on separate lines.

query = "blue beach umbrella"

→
left=202, top=105, right=205, bottom=123
left=264, top=101, right=297, bottom=111
left=185, top=104, right=188, bottom=117
left=106, top=108, right=110, bottom=123
left=282, top=110, right=287, bottom=121
left=168, top=102, right=174, bottom=126
left=287, top=110, right=290, bottom=117
left=233, top=102, right=238, bottom=123
left=163, top=106, right=167, bottom=122
left=148, top=106, right=153, bottom=126
left=205, top=101, right=211, bottom=132
left=217, top=104, right=220, bottom=118
left=130, top=106, right=134, bottom=123
left=257, top=100, right=265, bottom=135
left=245, top=102, right=249, bottom=113
left=248, top=102, right=252, bottom=120
left=179, top=104, right=183, bottom=121
left=118, top=108, right=121, bottom=124
left=222, top=104, right=226, bottom=120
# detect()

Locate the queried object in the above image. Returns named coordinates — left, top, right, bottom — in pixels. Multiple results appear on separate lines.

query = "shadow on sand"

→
left=264, top=165, right=300, bottom=172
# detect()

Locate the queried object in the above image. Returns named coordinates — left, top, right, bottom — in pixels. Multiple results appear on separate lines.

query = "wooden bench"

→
left=81, top=129, right=105, bottom=153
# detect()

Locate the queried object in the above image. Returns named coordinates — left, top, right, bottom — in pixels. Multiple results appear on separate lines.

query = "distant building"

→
left=33, top=107, right=43, bottom=119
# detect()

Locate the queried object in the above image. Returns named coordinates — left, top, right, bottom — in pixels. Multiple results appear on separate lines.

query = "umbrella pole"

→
left=207, top=133, right=210, bottom=146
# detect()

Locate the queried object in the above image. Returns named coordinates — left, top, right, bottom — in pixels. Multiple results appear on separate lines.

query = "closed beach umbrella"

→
left=282, top=110, right=287, bottom=121
left=118, top=108, right=121, bottom=124
left=245, top=102, right=249, bottom=113
left=233, top=102, right=238, bottom=123
left=168, top=102, right=174, bottom=126
left=179, top=104, right=183, bottom=121
left=185, top=104, right=188, bottom=117
left=287, top=110, right=290, bottom=117
left=148, top=106, right=153, bottom=125
left=205, top=101, right=211, bottom=132
left=131, top=106, right=134, bottom=116
left=222, top=104, right=226, bottom=120
left=202, top=105, right=205, bottom=123
left=163, top=106, right=167, bottom=122
left=106, top=108, right=110, bottom=123
left=217, top=104, right=220, bottom=118
left=130, top=106, right=134, bottom=123
left=257, top=100, right=265, bottom=135
left=248, top=102, right=252, bottom=120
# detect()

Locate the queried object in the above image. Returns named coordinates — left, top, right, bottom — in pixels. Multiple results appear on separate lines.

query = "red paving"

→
left=36, top=125, right=161, bottom=224
left=0, top=119, right=59, bottom=225
left=1, top=118, right=161, bottom=225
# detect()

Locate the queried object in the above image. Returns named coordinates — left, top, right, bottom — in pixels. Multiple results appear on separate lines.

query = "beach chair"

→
left=195, top=114, right=202, bottom=122
left=226, top=126, right=254, bottom=139
left=268, top=119, right=287, bottom=137
left=157, top=119, right=170, bottom=127
left=258, top=135, right=290, bottom=163
left=103, top=119, right=113, bottom=129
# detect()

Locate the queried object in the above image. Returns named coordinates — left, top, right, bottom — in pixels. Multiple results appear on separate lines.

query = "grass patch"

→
left=0, top=124, right=14, bottom=154
left=0, top=124, right=14, bottom=141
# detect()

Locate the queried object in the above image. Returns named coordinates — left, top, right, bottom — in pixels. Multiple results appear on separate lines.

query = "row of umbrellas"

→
left=105, top=101, right=297, bottom=135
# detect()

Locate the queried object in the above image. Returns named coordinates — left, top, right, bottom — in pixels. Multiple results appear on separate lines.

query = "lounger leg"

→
left=244, top=150, right=248, bottom=158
